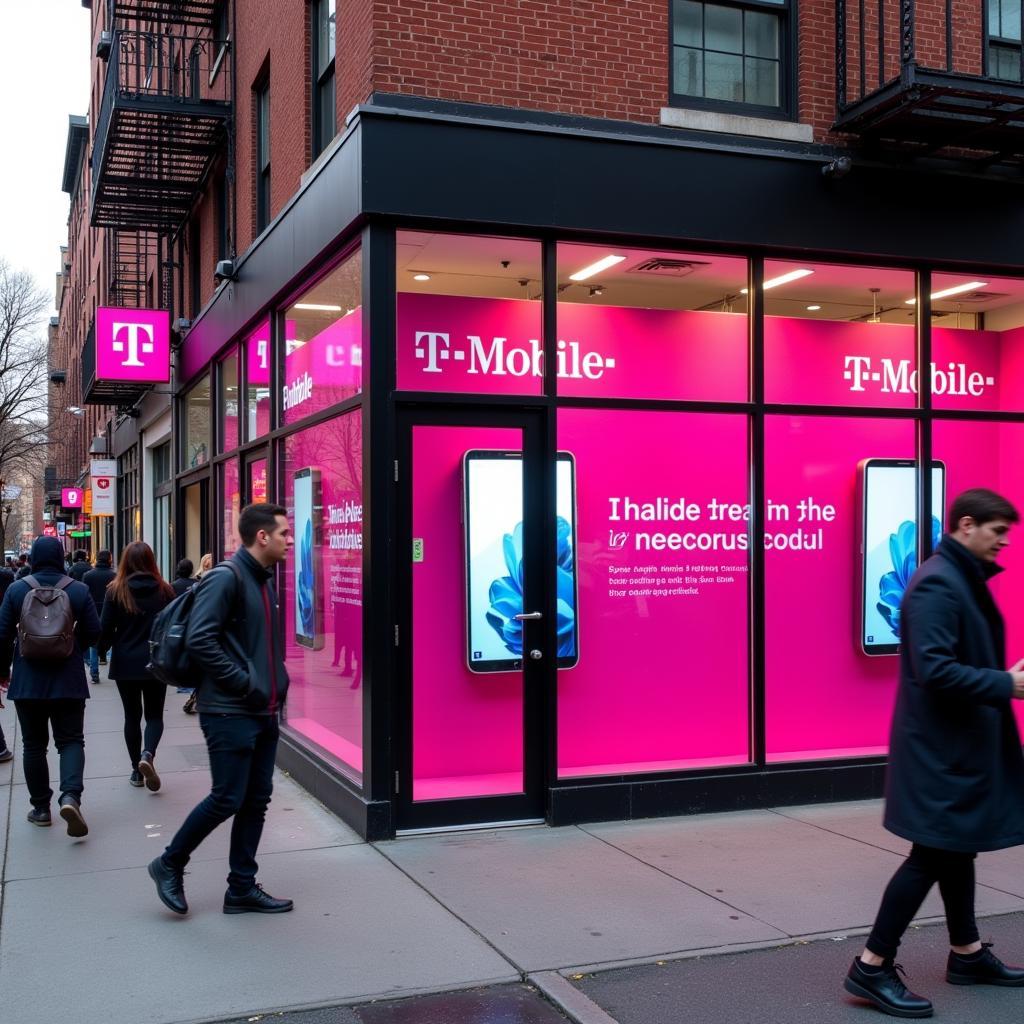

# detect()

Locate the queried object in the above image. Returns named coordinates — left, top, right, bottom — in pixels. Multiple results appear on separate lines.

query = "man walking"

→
left=845, top=488, right=1024, bottom=1018
left=148, top=503, right=293, bottom=916
left=83, top=550, right=115, bottom=683
left=68, top=549, right=91, bottom=582
left=0, top=535, right=100, bottom=836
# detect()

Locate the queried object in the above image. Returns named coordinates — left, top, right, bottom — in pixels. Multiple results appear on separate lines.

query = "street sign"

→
left=61, top=487, right=83, bottom=509
left=1, top=484, right=22, bottom=501
left=84, top=489, right=92, bottom=515
left=69, top=530, right=91, bottom=538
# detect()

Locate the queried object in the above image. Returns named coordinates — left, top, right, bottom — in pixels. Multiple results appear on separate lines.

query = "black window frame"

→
left=668, top=0, right=796, bottom=120
left=311, top=0, right=337, bottom=160
left=984, top=0, right=1024, bottom=82
left=255, top=76, right=271, bottom=233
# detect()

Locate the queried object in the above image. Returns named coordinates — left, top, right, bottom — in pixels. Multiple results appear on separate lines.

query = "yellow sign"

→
left=84, top=489, right=93, bottom=515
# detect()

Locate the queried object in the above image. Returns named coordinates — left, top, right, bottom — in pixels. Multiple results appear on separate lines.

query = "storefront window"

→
left=763, top=261, right=917, bottom=408
left=556, top=244, right=748, bottom=402
left=396, top=231, right=543, bottom=396
left=929, top=272, right=1024, bottom=412
left=245, top=319, right=271, bottom=440
left=280, top=408, right=364, bottom=781
left=218, top=347, right=239, bottom=453
left=220, top=458, right=240, bottom=557
left=182, top=376, right=211, bottom=469
left=557, top=408, right=751, bottom=776
left=282, top=247, right=362, bottom=425
left=765, top=415, right=918, bottom=761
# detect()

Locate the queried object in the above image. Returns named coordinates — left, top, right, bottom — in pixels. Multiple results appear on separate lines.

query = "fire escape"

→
left=86, top=0, right=231, bottom=405
left=834, top=0, right=1024, bottom=164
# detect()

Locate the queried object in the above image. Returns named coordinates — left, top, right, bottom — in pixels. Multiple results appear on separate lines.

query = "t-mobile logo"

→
left=111, top=321, right=156, bottom=368
left=843, top=355, right=995, bottom=397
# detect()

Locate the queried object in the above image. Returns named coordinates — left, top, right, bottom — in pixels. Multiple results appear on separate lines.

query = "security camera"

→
left=822, top=156, right=853, bottom=180
left=214, top=259, right=236, bottom=283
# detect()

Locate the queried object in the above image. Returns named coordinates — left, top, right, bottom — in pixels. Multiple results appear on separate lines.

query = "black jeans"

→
left=866, top=843, right=980, bottom=959
left=15, top=699, right=86, bottom=808
left=163, top=713, right=278, bottom=895
left=115, top=679, right=167, bottom=769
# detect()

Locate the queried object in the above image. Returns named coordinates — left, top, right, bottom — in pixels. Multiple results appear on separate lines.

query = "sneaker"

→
left=129, top=770, right=144, bottom=787
left=98, top=657, right=107, bottom=665
left=0, top=747, right=13, bottom=764
left=58, top=795, right=89, bottom=838
left=137, top=751, right=161, bottom=792
left=223, top=883, right=294, bottom=914
left=26, top=806, right=51, bottom=826
left=90, top=674, right=100, bottom=685
left=844, top=958, right=933, bottom=1018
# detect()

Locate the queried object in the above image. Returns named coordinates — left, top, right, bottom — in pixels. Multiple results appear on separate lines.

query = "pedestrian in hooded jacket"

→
left=844, top=489, right=1024, bottom=1019
left=0, top=535, right=100, bottom=837
left=98, top=542, right=175, bottom=792
left=83, top=550, right=115, bottom=684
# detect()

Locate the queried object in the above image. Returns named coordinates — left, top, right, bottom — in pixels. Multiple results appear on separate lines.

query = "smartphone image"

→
left=462, top=450, right=579, bottom=674
left=859, top=459, right=945, bottom=656
left=294, top=467, right=324, bottom=650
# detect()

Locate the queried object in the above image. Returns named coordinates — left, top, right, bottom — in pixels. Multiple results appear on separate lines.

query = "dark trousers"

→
left=866, top=843, right=980, bottom=959
left=115, top=679, right=167, bottom=769
left=15, top=699, right=86, bottom=808
left=163, top=713, right=278, bottom=895
left=0, top=717, right=7, bottom=752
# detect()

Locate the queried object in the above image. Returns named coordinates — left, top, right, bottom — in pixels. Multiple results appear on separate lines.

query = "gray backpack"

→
left=18, top=576, right=75, bottom=660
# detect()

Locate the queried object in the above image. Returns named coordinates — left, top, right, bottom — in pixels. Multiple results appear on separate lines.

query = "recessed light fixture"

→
left=589, top=286, right=604, bottom=297
left=413, top=273, right=431, bottom=282
left=739, top=268, right=814, bottom=295
left=294, top=303, right=343, bottom=312
left=905, top=281, right=987, bottom=305
left=569, top=254, right=626, bottom=281
left=806, top=304, right=821, bottom=311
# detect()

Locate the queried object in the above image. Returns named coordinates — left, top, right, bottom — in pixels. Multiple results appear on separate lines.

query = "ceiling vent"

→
left=934, top=290, right=1008, bottom=304
left=628, top=258, right=711, bottom=277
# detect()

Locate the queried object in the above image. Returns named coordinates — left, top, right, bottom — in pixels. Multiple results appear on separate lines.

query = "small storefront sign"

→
left=61, top=487, right=83, bottom=509
left=90, top=459, right=117, bottom=516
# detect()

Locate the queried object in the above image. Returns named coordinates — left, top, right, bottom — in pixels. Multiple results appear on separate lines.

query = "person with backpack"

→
left=148, top=503, right=293, bottom=916
left=69, top=549, right=91, bottom=582
left=83, top=550, right=115, bottom=684
left=98, top=542, right=176, bottom=791
left=0, top=535, right=100, bottom=836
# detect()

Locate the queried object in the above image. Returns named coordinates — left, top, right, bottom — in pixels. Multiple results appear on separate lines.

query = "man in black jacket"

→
left=83, top=550, right=115, bottom=683
left=0, top=535, right=100, bottom=836
left=69, top=549, right=91, bottom=582
left=845, top=489, right=1024, bottom=1018
left=149, top=503, right=293, bottom=916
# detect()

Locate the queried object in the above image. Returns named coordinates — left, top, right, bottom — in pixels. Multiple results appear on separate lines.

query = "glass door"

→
left=396, top=408, right=554, bottom=831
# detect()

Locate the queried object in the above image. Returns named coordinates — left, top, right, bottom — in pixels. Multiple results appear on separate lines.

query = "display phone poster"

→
left=859, top=459, right=945, bottom=656
left=462, top=450, right=579, bottom=673
left=294, top=467, right=325, bottom=650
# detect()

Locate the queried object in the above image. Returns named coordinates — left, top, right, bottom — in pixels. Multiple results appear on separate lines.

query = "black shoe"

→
left=223, top=883, right=294, bottom=915
left=90, top=674, right=100, bottom=684
left=58, top=795, right=88, bottom=838
left=182, top=692, right=198, bottom=715
left=137, top=751, right=161, bottom=792
left=844, top=959, right=933, bottom=1018
left=0, top=746, right=13, bottom=763
left=947, top=943, right=1024, bottom=986
left=129, top=770, right=144, bottom=788
left=26, top=806, right=51, bottom=826
left=147, top=856, right=188, bottom=915
left=99, top=657, right=107, bottom=665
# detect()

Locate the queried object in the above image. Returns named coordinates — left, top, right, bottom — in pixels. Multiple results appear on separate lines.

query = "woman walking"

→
left=98, top=542, right=175, bottom=791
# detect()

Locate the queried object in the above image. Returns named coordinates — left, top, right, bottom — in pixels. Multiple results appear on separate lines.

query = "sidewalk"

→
left=4, top=670, right=1024, bottom=1024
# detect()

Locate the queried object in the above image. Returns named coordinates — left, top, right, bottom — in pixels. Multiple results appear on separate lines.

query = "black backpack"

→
left=18, top=575, right=76, bottom=660
left=147, top=562, right=242, bottom=686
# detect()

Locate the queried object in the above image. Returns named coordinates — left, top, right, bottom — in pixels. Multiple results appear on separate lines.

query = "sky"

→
left=0, top=3, right=92, bottom=335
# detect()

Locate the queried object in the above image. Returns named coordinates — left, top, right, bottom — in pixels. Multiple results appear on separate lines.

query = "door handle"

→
left=514, top=611, right=543, bottom=621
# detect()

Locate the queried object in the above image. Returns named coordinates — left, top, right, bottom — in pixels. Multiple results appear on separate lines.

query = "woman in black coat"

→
left=98, top=542, right=175, bottom=792
left=171, top=558, right=195, bottom=597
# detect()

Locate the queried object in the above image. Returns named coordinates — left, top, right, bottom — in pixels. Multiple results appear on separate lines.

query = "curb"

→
left=529, top=971, right=621, bottom=1024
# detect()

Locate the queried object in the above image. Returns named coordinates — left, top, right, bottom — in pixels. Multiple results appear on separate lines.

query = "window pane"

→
left=245, top=319, right=271, bottom=439
left=746, top=11, right=779, bottom=58
left=992, top=43, right=1022, bottom=80
left=989, top=0, right=1002, bottom=36
left=318, top=70, right=336, bottom=152
left=744, top=57, right=780, bottom=106
left=220, top=458, right=240, bottom=558
left=674, top=47, right=704, bottom=95
left=674, top=0, right=702, bottom=46
left=183, top=376, right=210, bottom=469
left=218, top=346, right=239, bottom=453
left=705, top=50, right=744, bottom=101
left=318, top=0, right=336, bottom=72
left=258, top=88, right=270, bottom=169
left=705, top=4, right=743, bottom=54
left=1002, top=0, right=1022, bottom=39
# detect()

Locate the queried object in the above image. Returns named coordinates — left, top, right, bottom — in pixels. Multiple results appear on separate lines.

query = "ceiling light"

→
left=739, top=268, right=815, bottom=295
left=569, top=254, right=626, bottom=281
left=806, top=304, right=821, bottom=311
left=905, top=281, right=987, bottom=305
left=413, top=273, right=431, bottom=282
left=294, top=303, right=343, bottom=312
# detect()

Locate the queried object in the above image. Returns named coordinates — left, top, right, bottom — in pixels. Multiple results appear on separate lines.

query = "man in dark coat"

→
left=845, top=488, right=1024, bottom=1018
left=83, top=550, right=116, bottom=683
left=68, top=549, right=91, bottom=582
left=0, top=536, right=100, bottom=837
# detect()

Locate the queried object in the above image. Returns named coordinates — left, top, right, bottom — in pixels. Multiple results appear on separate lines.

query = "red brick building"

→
left=57, top=0, right=1024, bottom=837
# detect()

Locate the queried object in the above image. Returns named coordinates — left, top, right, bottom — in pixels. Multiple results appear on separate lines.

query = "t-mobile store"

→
left=177, top=103, right=1024, bottom=838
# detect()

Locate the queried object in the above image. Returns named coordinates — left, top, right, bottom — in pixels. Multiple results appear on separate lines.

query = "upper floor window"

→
left=671, top=0, right=789, bottom=114
left=987, top=0, right=1022, bottom=81
left=255, top=77, right=271, bottom=232
left=312, top=0, right=337, bottom=159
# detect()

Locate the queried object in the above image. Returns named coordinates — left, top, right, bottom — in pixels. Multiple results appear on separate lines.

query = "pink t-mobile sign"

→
left=61, top=487, right=83, bottom=509
left=95, top=307, right=171, bottom=383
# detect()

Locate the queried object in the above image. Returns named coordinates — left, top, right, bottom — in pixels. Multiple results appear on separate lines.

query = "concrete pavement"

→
left=5, top=668, right=1024, bottom=1023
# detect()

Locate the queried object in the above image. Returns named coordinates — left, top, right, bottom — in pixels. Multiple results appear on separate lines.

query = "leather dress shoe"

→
left=223, top=883, right=294, bottom=914
left=844, top=958, right=933, bottom=1018
left=148, top=856, right=188, bottom=915
left=58, top=795, right=88, bottom=838
left=947, top=943, right=1024, bottom=986
left=26, top=806, right=51, bottom=826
